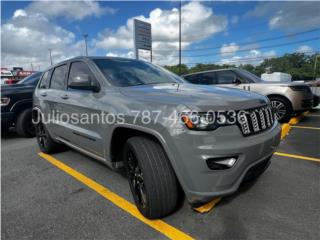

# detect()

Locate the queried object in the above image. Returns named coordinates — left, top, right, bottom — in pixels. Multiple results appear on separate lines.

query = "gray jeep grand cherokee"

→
left=33, top=57, right=281, bottom=219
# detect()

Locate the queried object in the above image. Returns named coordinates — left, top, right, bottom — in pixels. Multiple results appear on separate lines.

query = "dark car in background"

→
left=1, top=71, right=42, bottom=137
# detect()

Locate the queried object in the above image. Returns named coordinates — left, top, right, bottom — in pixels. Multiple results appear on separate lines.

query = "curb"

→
left=281, top=112, right=307, bottom=140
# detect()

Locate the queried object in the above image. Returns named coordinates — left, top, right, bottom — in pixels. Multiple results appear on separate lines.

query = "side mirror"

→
left=233, top=78, right=242, bottom=85
left=68, top=74, right=100, bottom=92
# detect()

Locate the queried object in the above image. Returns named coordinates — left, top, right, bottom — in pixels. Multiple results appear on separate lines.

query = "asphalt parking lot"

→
left=2, top=110, right=319, bottom=240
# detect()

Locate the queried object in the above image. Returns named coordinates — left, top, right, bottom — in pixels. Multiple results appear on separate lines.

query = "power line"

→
left=178, top=0, right=182, bottom=75
left=154, top=28, right=320, bottom=53
left=179, top=36, right=320, bottom=58
left=183, top=28, right=320, bottom=52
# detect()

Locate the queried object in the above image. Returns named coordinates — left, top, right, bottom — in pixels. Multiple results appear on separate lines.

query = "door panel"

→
left=55, top=61, right=105, bottom=157
left=57, top=90, right=105, bottom=157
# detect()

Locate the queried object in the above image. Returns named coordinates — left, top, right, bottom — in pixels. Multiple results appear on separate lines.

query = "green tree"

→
left=164, top=53, right=320, bottom=81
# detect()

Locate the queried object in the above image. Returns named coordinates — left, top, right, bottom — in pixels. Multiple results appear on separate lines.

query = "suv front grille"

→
left=237, top=105, right=275, bottom=136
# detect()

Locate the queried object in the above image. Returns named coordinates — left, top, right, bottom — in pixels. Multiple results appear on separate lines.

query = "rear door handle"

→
left=40, top=92, right=47, bottom=97
left=61, top=94, right=69, bottom=100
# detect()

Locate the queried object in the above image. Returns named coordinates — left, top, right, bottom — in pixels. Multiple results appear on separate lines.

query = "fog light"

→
left=206, top=157, right=238, bottom=170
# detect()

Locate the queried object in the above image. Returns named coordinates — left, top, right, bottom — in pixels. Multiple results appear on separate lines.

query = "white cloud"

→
left=220, top=43, right=239, bottom=56
left=94, top=1, right=228, bottom=65
left=26, top=1, right=116, bottom=21
left=13, top=9, right=27, bottom=18
left=1, top=1, right=114, bottom=69
left=106, top=51, right=135, bottom=59
left=246, top=2, right=320, bottom=30
left=296, top=45, right=313, bottom=53
left=220, top=49, right=277, bottom=66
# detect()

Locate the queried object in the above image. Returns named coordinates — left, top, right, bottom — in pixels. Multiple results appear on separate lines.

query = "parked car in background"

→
left=183, top=68, right=314, bottom=122
left=33, top=57, right=281, bottom=219
left=1, top=71, right=42, bottom=137
left=1, top=68, right=16, bottom=85
left=261, top=72, right=292, bottom=82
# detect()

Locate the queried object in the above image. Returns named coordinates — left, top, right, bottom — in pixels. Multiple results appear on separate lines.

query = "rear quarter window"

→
left=39, top=69, right=53, bottom=89
left=50, top=65, right=67, bottom=90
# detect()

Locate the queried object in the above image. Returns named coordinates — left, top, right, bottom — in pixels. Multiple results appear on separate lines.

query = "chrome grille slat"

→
left=239, top=112, right=250, bottom=135
left=264, top=107, right=271, bottom=127
left=238, top=105, right=274, bottom=137
left=250, top=111, right=260, bottom=132
left=259, top=109, right=266, bottom=129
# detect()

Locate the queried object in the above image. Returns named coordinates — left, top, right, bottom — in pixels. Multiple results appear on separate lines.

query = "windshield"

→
left=93, top=58, right=184, bottom=87
left=18, top=72, right=42, bottom=86
left=236, top=69, right=262, bottom=83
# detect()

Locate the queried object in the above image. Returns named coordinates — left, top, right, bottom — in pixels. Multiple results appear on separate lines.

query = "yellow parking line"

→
left=274, top=152, right=320, bottom=163
left=291, top=125, right=320, bottom=130
left=38, top=152, right=194, bottom=240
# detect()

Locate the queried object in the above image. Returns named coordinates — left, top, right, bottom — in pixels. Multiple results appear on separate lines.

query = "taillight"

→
left=5, top=79, right=15, bottom=84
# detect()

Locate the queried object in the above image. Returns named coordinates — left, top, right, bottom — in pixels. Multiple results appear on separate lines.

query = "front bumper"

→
left=289, top=90, right=314, bottom=111
left=164, top=122, right=281, bottom=204
left=313, top=95, right=319, bottom=107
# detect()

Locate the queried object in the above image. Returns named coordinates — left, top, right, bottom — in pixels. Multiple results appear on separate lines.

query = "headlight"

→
left=181, top=111, right=233, bottom=131
left=289, top=85, right=311, bottom=93
left=1, top=97, right=10, bottom=107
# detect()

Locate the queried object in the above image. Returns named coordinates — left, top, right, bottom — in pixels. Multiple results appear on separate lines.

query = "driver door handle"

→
left=40, top=92, right=47, bottom=97
left=61, top=94, right=69, bottom=100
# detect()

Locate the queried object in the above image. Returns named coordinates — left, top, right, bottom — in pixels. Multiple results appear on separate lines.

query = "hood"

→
left=1, top=84, right=35, bottom=96
left=119, top=83, right=268, bottom=111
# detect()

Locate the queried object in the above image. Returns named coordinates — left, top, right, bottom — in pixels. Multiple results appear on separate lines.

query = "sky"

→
left=1, top=0, right=320, bottom=70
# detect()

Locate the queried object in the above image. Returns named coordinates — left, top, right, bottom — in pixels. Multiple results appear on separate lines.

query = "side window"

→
left=184, top=74, right=199, bottom=84
left=50, top=65, right=67, bottom=90
left=68, top=61, right=95, bottom=88
left=39, top=69, right=52, bottom=89
left=199, top=72, right=217, bottom=85
left=216, top=71, right=236, bottom=84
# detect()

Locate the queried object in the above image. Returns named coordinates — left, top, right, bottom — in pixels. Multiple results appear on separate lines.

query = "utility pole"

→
left=48, top=49, right=53, bottom=65
left=313, top=55, right=319, bottom=80
left=178, top=0, right=182, bottom=75
left=83, top=34, right=88, bottom=56
left=31, top=62, right=34, bottom=71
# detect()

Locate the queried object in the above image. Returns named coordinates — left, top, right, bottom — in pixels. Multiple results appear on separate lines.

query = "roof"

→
left=44, top=56, right=140, bottom=71
left=182, top=68, right=238, bottom=77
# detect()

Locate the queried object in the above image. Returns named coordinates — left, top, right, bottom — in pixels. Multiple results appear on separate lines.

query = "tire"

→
left=16, top=108, right=35, bottom=138
left=35, top=119, right=63, bottom=153
left=123, top=136, right=178, bottom=219
left=1, top=124, right=9, bottom=136
left=269, top=96, right=292, bottom=123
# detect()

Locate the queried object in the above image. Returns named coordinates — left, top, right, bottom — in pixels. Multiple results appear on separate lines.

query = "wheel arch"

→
left=266, top=94, right=293, bottom=111
left=10, top=99, right=33, bottom=122
left=110, top=125, right=167, bottom=163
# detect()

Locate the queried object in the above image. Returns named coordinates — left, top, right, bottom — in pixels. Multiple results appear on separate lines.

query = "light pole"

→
left=178, top=0, right=182, bottom=75
left=313, top=55, right=319, bottom=81
left=48, top=49, right=53, bottom=65
left=83, top=34, right=88, bottom=56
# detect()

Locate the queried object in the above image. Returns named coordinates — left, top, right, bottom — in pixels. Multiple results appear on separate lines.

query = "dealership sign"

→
left=133, top=19, right=152, bottom=61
